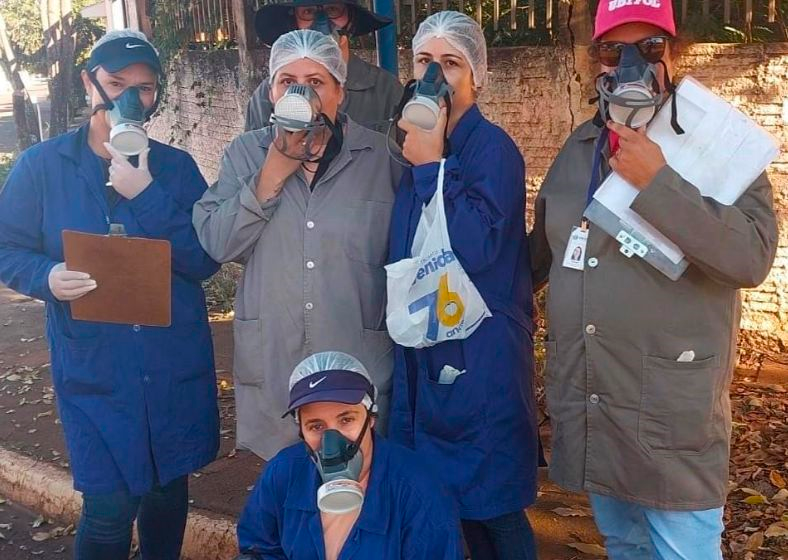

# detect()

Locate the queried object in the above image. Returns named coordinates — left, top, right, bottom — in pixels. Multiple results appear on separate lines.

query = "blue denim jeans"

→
left=74, top=476, right=189, bottom=560
left=590, top=493, right=724, bottom=560
left=461, top=510, right=537, bottom=560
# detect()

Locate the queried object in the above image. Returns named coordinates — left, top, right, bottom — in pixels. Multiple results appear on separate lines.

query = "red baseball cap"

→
left=593, top=0, right=677, bottom=40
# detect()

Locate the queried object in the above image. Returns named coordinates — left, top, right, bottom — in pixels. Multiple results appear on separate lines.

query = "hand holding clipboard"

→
left=62, top=230, right=172, bottom=327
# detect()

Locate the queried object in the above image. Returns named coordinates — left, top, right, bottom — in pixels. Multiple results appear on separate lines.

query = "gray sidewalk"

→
left=0, top=77, right=52, bottom=155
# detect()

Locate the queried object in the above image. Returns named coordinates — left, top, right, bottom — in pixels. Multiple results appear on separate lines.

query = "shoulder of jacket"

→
left=268, top=441, right=309, bottom=469
left=149, top=138, right=191, bottom=161
left=465, top=119, right=522, bottom=162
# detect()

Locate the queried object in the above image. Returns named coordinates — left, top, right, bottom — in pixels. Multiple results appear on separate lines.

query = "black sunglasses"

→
left=592, top=35, right=669, bottom=67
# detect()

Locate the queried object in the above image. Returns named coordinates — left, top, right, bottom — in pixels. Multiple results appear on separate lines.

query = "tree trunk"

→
left=40, top=0, right=76, bottom=137
left=0, top=13, right=39, bottom=151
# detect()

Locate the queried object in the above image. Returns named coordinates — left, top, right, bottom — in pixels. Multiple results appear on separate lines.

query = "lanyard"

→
left=584, top=127, right=610, bottom=210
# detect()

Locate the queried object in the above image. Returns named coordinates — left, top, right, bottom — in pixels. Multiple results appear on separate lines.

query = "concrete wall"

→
left=147, top=43, right=788, bottom=355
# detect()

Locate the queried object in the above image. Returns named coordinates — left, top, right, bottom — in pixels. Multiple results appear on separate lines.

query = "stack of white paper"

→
left=591, top=76, right=780, bottom=269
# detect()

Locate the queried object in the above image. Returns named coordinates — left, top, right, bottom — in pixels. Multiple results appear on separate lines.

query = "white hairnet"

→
left=269, top=29, right=347, bottom=86
left=289, top=351, right=376, bottom=409
left=412, top=11, right=488, bottom=89
left=91, top=29, right=158, bottom=55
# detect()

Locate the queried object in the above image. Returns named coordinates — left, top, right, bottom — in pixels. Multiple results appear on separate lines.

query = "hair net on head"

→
left=269, top=29, right=347, bottom=86
left=412, top=11, right=488, bottom=89
left=91, top=29, right=158, bottom=54
left=289, top=351, right=377, bottom=409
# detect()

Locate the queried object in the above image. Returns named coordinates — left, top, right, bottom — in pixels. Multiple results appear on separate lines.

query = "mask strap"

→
left=88, top=70, right=115, bottom=114
left=658, top=62, right=685, bottom=135
left=145, top=78, right=162, bottom=120
left=442, top=94, right=452, bottom=158
left=346, top=408, right=373, bottom=459
left=324, top=112, right=344, bottom=147
left=392, top=80, right=418, bottom=122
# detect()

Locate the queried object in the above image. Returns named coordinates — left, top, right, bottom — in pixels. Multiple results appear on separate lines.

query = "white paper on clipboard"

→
left=589, top=76, right=780, bottom=275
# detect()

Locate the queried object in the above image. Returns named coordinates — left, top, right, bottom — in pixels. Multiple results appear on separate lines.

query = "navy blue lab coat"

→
left=0, top=125, right=220, bottom=495
left=237, top=434, right=463, bottom=559
left=387, top=105, right=538, bottom=520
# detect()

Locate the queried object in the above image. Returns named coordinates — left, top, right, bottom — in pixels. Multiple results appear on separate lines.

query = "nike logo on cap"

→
left=126, top=43, right=146, bottom=49
left=308, top=376, right=327, bottom=389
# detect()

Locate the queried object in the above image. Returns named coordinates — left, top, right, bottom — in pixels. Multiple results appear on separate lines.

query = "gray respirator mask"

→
left=401, top=61, right=453, bottom=130
left=387, top=61, right=453, bottom=166
left=89, top=71, right=159, bottom=156
left=89, top=71, right=158, bottom=156
left=106, top=87, right=149, bottom=156
left=309, top=412, right=371, bottom=514
left=270, top=84, right=342, bottom=161
left=595, top=44, right=667, bottom=129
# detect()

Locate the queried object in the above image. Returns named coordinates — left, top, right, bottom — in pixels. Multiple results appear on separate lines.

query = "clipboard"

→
left=586, top=76, right=780, bottom=281
left=62, top=230, right=172, bottom=326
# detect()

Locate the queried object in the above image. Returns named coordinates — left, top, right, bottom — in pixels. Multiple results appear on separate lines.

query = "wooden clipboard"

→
left=62, top=230, right=172, bottom=327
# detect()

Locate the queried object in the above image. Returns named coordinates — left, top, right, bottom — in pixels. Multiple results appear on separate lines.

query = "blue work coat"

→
left=387, top=105, right=538, bottom=520
left=0, top=125, right=220, bottom=496
left=237, top=434, right=463, bottom=559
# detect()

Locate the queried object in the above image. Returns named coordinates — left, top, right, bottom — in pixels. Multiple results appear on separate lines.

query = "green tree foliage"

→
left=0, top=0, right=103, bottom=73
left=0, top=0, right=45, bottom=72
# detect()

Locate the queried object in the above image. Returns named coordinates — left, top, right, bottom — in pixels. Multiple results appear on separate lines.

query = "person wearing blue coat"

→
left=0, top=30, right=219, bottom=560
left=387, top=11, right=539, bottom=560
left=236, top=351, right=463, bottom=560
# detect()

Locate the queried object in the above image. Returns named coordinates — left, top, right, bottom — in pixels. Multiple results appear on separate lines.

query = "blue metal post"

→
left=373, top=0, right=399, bottom=78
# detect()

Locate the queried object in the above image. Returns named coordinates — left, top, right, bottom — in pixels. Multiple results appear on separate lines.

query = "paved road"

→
left=0, top=78, right=51, bottom=154
left=0, top=494, right=74, bottom=559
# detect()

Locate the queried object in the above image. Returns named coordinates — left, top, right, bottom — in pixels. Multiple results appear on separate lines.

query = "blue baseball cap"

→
left=283, top=352, right=377, bottom=417
left=87, top=32, right=162, bottom=76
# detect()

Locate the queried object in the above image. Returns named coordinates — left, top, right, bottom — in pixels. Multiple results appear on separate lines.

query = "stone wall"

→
left=147, top=43, right=788, bottom=355
left=146, top=45, right=586, bottom=185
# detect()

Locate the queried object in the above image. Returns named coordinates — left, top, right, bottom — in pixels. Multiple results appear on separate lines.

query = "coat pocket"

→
left=343, top=200, right=392, bottom=266
left=638, top=354, right=720, bottom=455
left=233, top=318, right=265, bottom=386
left=416, top=341, right=485, bottom=443
left=58, top=336, right=116, bottom=396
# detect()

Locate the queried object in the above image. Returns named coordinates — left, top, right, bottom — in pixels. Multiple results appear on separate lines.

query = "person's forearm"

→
left=256, top=171, right=286, bottom=203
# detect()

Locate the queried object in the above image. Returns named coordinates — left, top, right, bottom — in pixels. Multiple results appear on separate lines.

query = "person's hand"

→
left=256, top=131, right=305, bottom=202
left=398, top=106, right=446, bottom=167
left=48, top=263, right=97, bottom=301
left=607, top=121, right=667, bottom=190
left=104, top=143, right=153, bottom=199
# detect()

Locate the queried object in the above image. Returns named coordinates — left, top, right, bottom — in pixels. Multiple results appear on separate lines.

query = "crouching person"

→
left=236, top=352, right=463, bottom=560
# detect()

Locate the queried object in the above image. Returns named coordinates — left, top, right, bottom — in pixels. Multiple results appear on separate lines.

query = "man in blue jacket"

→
left=236, top=351, right=463, bottom=560
left=0, top=29, right=219, bottom=560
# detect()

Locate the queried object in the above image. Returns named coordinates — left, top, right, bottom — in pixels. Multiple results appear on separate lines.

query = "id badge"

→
left=562, top=226, right=588, bottom=271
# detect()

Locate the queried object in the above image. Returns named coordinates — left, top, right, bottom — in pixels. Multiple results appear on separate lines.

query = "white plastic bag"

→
left=385, top=159, right=491, bottom=348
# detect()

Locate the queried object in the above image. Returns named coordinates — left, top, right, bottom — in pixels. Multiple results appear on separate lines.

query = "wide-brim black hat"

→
left=254, top=0, right=393, bottom=46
